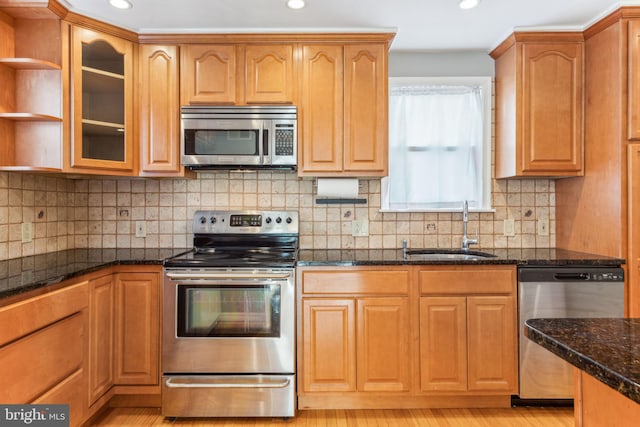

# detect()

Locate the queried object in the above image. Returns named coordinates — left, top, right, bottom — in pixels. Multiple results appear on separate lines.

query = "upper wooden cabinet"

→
left=244, top=44, right=294, bottom=104
left=138, top=44, right=186, bottom=176
left=0, top=11, right=63, bottom=172
left=181, top=44, right=294, bottom=105
left=298, top=43, right=388, bottom=176
left=491, top=33, right=584, bottom=178
left=69, top=26, right=135, bottom=173
left=628, top=21, right=640, bottom=140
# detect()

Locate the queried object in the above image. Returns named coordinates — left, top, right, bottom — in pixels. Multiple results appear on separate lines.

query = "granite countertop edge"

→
left=297, top=248, right=625, bottom=267
left=0, top=247, right=625, bottom=302
left=0, top=248, right=190, bottom=302
left=524, top=318, right=640, bottom=404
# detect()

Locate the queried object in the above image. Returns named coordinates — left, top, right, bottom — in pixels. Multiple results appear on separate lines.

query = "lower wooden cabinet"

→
left=89, top=268, right=160, bottom=401
left=114, top=271, right=160, bottom=385
left=420, top=296, right=467, bottom=391
left=419, top=266, right=518, bottom=394
left=0, top=282, right=89, bottom=427
left=420, top=295, right=516, bottom=392
left=301, top=296, right=410, bottom=394
left=88, top=274, right=115, bottom=405
left=357, top=297, right=410, bottom=392
left=0, top=265, right=161, bottom=425
left=302, top=298, right=356, bottom=392
left=298, top=267, right=412, bottom=407
left=297, top=265, right=518, bottom=409
left=574, top=368, right=640, bottom=426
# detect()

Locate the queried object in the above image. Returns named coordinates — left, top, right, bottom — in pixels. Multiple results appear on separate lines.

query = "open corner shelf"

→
left=0, top=166, right=62, bottom=173
left=0, top=58, right=61, bottom=70
left=0, top=113, right=62, bottom=121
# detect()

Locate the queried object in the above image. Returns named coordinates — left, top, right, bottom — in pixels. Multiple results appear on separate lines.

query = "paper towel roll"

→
left=316, top=178, right=359, bottom=198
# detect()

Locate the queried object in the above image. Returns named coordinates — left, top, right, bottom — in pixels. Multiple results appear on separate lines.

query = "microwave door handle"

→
left=257, top=122, right=265, bottom=164
left=263, top=129, right=269, bottom=163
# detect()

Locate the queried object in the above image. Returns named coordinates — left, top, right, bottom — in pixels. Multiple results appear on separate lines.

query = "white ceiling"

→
left=62, top=0, right=639, bottom=51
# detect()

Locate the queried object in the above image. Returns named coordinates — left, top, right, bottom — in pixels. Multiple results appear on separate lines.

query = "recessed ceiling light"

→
left=109, top=0, right=133, bottom=9
left=459, top=0, right=479, bottom=9
left=287, top=0, right=305, bottom=10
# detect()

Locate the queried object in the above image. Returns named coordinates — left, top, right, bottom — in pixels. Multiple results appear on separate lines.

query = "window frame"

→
left=381, top=76, right=494, bottom=213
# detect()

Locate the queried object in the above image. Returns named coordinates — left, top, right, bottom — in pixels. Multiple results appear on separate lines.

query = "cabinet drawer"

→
left=301, top=269, right=410, bottom=295
left=0, top=281, right=88, bottom=346
left=0, top=313, right=84, bottom=403
left=419, top=267, right=515, bottom=295
left=32, top=369, right=85, bottom=427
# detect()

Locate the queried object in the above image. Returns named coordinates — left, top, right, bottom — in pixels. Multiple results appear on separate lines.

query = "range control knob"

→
left=286, top=217, right=293, bottom=224
left=276, top=217, right=282, bottom=224
left=265, top=217, right=272, bottom=224
left=199, top=216, right=207, bottom=224
left=210, top=217, right=216, bottom=224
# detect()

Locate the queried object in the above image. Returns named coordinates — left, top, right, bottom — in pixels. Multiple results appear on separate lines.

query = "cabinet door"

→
left=244, top=44, right=294, bottom=104
left=301, top=299, right=356, bottom=392
left=343, top=44, right=387, bottom=175
left=628, top=144, right=640, bottom=316
left=70, top=27, right=134, bottom=172
left=419, top=296, right=467, bottom=392
left=114, top=272, right=159, bottom=385
left=88, top=274, right=115, bottom=405
left=138, top=44, right=181, bottom=175
left=357, top=297, right=410, bottom=392
left=521, top=42, right=583, bottom=174
left=299, top=45, right=344, bottom=174
left=629, top=21, right=640, bottom=140
left=181, top=44, right=237, bottom=104
left=467, top=296, right=517, bottom=392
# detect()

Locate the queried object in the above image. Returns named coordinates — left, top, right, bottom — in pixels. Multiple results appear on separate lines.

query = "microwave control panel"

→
left=274, top=124, right=295, bottom=156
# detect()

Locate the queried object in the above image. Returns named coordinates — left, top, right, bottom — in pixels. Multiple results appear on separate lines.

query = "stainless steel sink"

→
left=404, top=249, right=497, bottom=261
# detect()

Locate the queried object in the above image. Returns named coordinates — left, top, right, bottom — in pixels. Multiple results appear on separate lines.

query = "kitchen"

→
left=0, top=0, right=638, bottom=426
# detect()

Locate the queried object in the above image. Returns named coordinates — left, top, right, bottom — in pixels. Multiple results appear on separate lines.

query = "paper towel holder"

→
left=314, top=178, right=367, bottom=205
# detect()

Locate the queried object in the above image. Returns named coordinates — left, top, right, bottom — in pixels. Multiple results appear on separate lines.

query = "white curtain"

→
left=386, top=83, right=484, bottom=210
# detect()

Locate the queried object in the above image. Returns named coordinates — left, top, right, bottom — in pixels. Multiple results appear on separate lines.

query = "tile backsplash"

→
left=0, top=170, right=555, bottom=260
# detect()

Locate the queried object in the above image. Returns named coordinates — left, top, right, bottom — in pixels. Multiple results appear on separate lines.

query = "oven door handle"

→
left=165, top=377, right=291, bottom=389
left=165, top=272, right=291, bottom=280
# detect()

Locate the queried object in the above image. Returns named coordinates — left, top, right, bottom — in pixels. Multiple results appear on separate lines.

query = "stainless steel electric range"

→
left=162, top=210, right=298, bottom=418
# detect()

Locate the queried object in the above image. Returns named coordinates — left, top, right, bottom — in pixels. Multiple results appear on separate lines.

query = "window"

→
left=382, top=77, right=492, bottom=211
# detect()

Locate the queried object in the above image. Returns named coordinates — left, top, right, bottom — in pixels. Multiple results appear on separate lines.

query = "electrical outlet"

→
left=135, top=221, right=146, bottom=238
left=351, top=220, right=369, bottom=237
left=537, top=217, right=549, bottom=236
left=503, top=219, right=515, bottom=237
left=21, top=222, right=32, bottom=243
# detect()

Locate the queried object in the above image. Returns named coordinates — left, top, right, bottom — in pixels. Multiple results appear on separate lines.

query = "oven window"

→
left=184, top=129, right=259, bottom=156
left=177, top=285, right=281, bottom=337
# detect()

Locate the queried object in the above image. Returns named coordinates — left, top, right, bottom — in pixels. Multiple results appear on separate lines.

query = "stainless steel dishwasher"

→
left=518, top=266, right=624, bottom=401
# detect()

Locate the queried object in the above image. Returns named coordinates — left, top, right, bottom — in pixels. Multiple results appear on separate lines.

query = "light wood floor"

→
left=90, top=407, right=574, bottom=426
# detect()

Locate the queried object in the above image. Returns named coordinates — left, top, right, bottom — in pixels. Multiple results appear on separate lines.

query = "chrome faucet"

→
left=461, top=200, right=478, bottom=250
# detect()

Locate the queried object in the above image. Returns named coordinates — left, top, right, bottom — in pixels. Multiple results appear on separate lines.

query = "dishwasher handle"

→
left=553, top=272, right=591, bottom=281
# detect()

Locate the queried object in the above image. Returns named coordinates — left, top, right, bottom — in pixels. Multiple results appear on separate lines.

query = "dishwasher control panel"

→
left=519, top=267, right=624, bottom=283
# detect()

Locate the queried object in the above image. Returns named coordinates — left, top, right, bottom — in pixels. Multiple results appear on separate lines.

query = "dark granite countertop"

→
left=0, top=247, right=624, bottom=303
left=0, top=248, right=189, bottom=301
left=525, top=318, right=640, bottom=404
left=297, top=248, right=625, bottom=267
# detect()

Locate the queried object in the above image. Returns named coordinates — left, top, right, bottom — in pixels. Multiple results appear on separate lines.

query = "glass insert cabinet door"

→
left=70, top=26, right=134, bottom=171
left=176, top=284, right=282, bottom=338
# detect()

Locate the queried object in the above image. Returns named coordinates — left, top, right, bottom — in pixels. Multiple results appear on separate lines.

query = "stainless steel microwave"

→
left=180, top=106, right=297, bottom=170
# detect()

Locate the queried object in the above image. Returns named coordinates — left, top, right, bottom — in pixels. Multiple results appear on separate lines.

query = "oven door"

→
left=162, top=269, right=294, bottom=374
left=181, top=118, right=267, bottom=166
